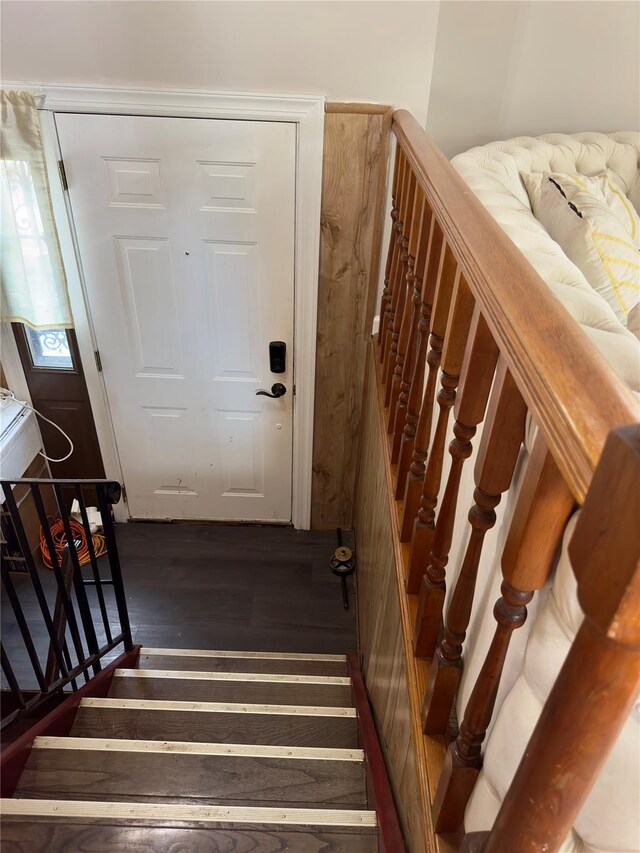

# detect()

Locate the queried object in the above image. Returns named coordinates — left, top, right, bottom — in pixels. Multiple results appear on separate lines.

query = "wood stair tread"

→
left=71, top=698, right=359, bottom=748
left=15, top=737, right=368, bottom=809
left=1, top=800, right=377, bottom=852
left=1, top=818, right=378, bottom=853
left=1, top=648, right=396, bottom=851
left=108, top=669, right=354, bottom=707
left=138, top=648, right=348, bottom=677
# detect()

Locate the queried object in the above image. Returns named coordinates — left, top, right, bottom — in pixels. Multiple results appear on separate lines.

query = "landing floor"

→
left=2, top=523, right=357, bottom=690
left=115, top=522, right=357, bottom=653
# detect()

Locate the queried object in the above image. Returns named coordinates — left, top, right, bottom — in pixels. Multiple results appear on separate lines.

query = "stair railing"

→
left=374, top=110, right=640, bottom=851
left=0, top=478, right=132, bottom=731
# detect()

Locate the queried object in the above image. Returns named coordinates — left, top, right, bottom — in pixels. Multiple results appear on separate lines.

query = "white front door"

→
left=56, top=113, right=295, bottom=521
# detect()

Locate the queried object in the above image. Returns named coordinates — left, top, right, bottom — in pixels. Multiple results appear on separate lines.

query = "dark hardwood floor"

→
left=116, top=522, right=356, bottom=653
left=2, top=523, right=357, bottom=690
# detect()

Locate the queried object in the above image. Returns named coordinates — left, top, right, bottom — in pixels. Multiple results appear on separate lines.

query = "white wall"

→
left=5, top=0, right=636, bottom=158
left=0, top=0, right=440, bottom=123
left=426, top=0, right=640, bottom=157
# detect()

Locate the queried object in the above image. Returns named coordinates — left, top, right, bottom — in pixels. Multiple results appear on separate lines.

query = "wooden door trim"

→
left=8, top=83, right=325, bottom=528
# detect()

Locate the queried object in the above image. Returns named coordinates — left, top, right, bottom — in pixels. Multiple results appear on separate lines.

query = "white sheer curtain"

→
left=1, top=90, right=73, bottom=329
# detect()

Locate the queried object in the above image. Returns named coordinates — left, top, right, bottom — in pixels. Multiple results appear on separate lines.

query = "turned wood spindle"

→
left=412, top=307, right=498, bottom=662
left=381, top=153, right=406, bottom=367
left=422, top=354, right=527, bottom=735
left=412, top=275, right=476, bottom=654
left=394, top=214, right=438, bottom=499
left=481, top=425, right=640, bottom=853
left=432, top=433, right=575, bottom=833
left=382, top=158, right=411, bottom=380
left=385, top=169, right=417, bottom=406
left=378, top=143, right=401, bottom=363
left=391, top=198, right=433, bottom=462
left=399, top=232, right=450, bottom=549
left=388, top=189, right=426, bottom=433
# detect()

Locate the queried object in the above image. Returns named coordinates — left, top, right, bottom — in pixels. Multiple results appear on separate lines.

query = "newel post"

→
left=478, top=424, right=640, bottom=853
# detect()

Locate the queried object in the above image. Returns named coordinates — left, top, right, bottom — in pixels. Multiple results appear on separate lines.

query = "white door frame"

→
left=8, top=84, right=325, bottom=528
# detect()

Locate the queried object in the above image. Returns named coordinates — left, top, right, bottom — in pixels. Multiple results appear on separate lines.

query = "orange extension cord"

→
left=39, top=516, right=107, bottom=570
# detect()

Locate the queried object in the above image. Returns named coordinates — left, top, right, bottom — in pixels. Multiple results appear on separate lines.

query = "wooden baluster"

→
left=382, top=156, right=409, bottom=377
left=399, top=231, right=449, bottom=550
left=478, top=425, right=640, bottom=853
left=411, top=274, right=475, bottom=651
left=432, top=432, right=575, bottom=833
left=412, top=307, right=497, bottom=661
left=388, top=187, right=425, bottom=434
left=385, top=168, right=417, bottom=406
left=378, top=143, right=401, bottom=363
left=422, top=354, right=526, bottom=735
left=381, top=153, right=406, bottom=368
left=395, top=213, right=438, bottom=500
left=391, top=197, right=432, bottom=463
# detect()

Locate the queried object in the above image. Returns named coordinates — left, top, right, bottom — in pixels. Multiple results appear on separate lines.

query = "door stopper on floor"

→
left=330, top=528, right=355, bottom=609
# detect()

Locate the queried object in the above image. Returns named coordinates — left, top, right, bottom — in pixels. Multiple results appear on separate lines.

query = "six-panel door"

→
left=56, top=114, right=296, bottom=521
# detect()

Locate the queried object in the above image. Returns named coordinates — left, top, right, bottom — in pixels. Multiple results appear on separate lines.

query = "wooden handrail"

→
left=365, top=116, right=640, bottom=852
left=392, top=110, right=640, bottom=503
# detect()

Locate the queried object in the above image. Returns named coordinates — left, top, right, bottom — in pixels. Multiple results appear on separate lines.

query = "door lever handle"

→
left=255, top=383, right=287, bottom=399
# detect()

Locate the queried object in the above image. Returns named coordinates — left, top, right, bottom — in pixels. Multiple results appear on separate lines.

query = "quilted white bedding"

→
left=446, top=133, right=640, bottom=852
left=454, top=133, right=640, bottom=393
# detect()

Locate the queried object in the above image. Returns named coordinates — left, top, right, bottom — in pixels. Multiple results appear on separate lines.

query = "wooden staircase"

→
left=1, top=648, right=392, bottom=851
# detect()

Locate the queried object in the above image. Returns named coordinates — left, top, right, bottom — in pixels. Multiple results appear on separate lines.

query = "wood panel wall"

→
left=311, top=103, right=392, bottom=529
left=354, top=347, right=432, bottom=853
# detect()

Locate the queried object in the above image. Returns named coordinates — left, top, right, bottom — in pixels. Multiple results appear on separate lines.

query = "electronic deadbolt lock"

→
left=269, top=341, right=286, bottom=373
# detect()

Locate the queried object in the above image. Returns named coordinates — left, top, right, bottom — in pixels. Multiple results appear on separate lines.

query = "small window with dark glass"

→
left=25, top=326, right=73, bottom=369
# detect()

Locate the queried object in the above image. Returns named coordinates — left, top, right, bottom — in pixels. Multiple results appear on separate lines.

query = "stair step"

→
left=72, top=697, right=359, bottom=748
left=15, top=737, right=367, bottom=809
left=1, top=800, right=377, bottom=853
left=138, top=647, right=348, bottom=676
left=108, top=669, right=354, bottom=707
left=1, top=818, right=378, bottom=853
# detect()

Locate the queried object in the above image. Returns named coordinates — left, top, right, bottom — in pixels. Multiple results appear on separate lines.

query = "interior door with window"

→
left=11, top=324, right=105, bottom=490
left=55, top=114, right=295, bottom=522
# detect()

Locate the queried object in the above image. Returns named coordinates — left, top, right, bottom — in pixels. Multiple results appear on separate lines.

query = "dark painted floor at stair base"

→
left=1, top=818, right=378, bottom=853
left=16, top=749, right=367, bottom=809
left=71, top=706, right=359, bottom=747
left=2, top=524, right=357, bottom=689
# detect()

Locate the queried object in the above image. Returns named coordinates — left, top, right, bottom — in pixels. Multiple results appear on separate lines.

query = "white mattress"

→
left=443, top=132, right=640, bottom=851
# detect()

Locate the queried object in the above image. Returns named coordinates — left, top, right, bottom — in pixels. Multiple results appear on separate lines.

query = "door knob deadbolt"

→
left=255, top=383, right=287, bottom=399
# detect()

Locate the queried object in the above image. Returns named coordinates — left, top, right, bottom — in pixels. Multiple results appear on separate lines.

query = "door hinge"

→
left=57, top=159, right=68, bottom=192
left=293, top=384, right=296, bottom=396
left=121, top=483, right=128, bottom=503
left=94, top=350, right=102, bottom=372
